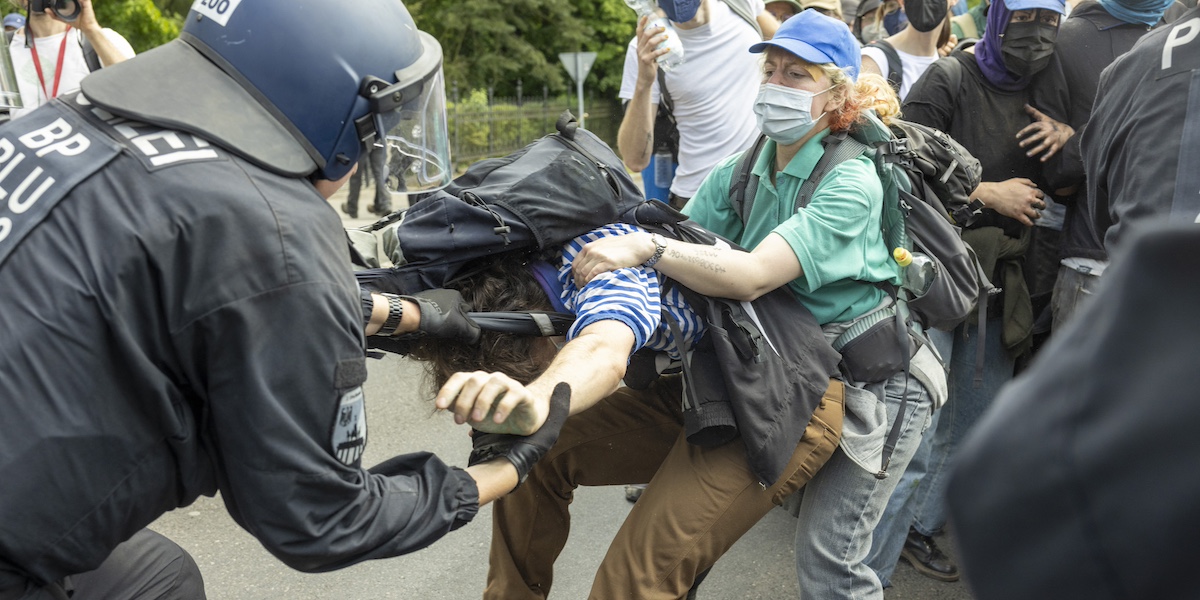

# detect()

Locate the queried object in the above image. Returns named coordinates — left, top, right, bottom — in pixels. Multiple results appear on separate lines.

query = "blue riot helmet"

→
left=80, top=0, right=452, bottom=191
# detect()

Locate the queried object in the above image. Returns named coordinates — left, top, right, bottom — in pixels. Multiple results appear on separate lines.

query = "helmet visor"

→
left=373, top=67, right=451, bottom=194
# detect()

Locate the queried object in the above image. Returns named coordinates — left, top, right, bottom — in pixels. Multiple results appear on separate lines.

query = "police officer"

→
left=0, top=2, right=567, bottom=599
left=1082, top=5, right=1200, bottom=253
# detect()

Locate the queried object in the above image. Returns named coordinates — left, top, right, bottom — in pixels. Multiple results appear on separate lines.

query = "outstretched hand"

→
left=1017, top=104, right=1075, bottom=162
left=468, top=383, right=572, bottom=484
left=435, top=371, right=548, bottom=435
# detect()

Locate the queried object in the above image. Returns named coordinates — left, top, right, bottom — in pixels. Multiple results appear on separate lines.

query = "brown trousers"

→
left=485, top=374, right=844, bottom=600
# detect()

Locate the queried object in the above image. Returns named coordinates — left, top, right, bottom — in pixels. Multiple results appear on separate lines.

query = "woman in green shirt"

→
left=574, top=9, right=947, bottom=599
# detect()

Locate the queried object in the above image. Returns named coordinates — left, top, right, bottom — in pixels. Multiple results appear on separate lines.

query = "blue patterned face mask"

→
left=753, top=83, right=834, bottom=145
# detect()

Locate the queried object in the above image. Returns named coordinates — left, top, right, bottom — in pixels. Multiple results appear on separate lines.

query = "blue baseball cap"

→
left=658, top=0, right=702, bottom=23
left=1006, top=0, right=1066, bottom=12
left=3, top=13, right=25, bottom=29
left=749, top=9, right=862, bottom=80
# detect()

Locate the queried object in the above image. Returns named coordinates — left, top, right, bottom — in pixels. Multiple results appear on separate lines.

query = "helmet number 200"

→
left=192, top=0, right=240, bottom=25
left=199, top=0, right=230, bottom=14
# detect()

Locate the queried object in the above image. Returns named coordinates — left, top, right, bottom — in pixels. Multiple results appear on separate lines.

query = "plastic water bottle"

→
left=893, top=248, right=937, bottom=297
left=624, top=0, right=686, bottom=72
left=653, top=149, right=674, bottom=187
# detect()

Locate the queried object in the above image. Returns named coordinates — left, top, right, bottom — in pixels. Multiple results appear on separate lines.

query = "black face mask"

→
left=905, top=0, right=948, bottom=32
left=1001, top=21, right=1058, bottom=77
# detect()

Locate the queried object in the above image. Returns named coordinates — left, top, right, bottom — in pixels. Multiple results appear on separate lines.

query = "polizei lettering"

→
left=0, top=104, right=121, bottom=267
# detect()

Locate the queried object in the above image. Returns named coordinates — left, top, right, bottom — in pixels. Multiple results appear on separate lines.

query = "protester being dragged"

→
left=359, top=112, right=846, bottom=596
left=864, top=0, right=1072, bottom=586
left=575, top=11, right=945, bottom=599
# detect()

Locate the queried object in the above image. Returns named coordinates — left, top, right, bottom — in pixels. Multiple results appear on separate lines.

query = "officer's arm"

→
left=464, top=460, right=520, bottom=505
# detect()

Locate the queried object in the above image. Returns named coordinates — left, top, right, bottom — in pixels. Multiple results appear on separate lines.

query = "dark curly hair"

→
left=409, top=251, right=558, bottom=391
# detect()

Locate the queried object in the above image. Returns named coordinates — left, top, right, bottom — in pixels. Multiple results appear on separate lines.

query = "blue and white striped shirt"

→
left=558, top=223, right=705, bottom=360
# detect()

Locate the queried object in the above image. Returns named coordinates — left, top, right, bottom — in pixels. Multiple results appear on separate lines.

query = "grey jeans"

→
left=1051, top=262, right=1105, bottom=330
left=793, top=371, right=933, bottom=600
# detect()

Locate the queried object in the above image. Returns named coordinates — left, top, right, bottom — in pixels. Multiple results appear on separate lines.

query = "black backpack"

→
left=356, top=112, right=643, bottom=296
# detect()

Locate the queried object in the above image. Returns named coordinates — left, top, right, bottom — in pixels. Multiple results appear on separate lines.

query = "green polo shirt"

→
left=684, top=132, right=900, bottom=325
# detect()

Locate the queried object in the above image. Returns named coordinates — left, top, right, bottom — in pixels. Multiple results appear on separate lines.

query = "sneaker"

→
left=624, top=484, right=646, bottom=503
left=899, top=527, right=960, bottom=582
left=341, top=202, right=357, bottom=219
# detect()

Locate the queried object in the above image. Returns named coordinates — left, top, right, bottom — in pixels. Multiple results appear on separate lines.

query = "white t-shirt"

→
left=861, top=45, right=939, bottom=101
left=619, top=0, right=765, bottom=198
left=8, top=27, right=136, bottom=120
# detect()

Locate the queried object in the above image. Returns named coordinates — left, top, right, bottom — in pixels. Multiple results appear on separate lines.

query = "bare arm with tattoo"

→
left=617, top=15, right=669, bottom=173
left=572, top=230, right=803, bottom=301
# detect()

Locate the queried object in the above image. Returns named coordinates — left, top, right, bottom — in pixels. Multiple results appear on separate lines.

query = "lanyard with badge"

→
left=28, top=26, right=71, bottom=101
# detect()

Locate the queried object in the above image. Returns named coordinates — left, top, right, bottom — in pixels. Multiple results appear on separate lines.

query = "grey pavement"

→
left=150, top=185, right=975, bottom=599
left=152, top=355, right=974, bottom=600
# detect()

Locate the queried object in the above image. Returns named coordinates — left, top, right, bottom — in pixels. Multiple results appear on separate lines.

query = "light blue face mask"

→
left=753, top=83, right=835, bottom=145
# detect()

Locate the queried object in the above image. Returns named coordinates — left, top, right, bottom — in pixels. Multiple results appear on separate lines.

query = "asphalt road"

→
left=151, top=353, right=974, bottom=600
left=150, top=189, right=975, bottom=599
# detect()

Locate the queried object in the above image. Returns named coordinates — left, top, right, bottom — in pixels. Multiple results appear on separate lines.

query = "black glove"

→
left=401, top=289, right=482, bottom=344
left=468, top=382, right=571, bottom=484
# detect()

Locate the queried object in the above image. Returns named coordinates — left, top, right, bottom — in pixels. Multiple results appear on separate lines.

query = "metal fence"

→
left=447, top=81, right=620, bottom=170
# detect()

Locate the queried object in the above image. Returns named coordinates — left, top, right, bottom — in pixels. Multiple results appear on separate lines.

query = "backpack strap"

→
left=80, top=34, right=101, bottom=73
left=796, top=132, right=870, bottom=211
left=935, top=55, right=991, bottom=388
left=7, top=28, right=102, bottom=72
left=728, top=134, right=769, bottom=222
left=719, top=0, right=764, bottom=39
left=866, top=40, right=903, bottom=96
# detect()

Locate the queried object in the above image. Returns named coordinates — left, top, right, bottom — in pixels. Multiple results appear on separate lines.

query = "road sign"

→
left=558, top=52, right=598, bottom=83
left=559, top=52, right=598, bottom=128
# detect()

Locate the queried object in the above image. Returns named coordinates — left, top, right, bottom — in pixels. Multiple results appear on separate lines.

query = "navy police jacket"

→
left=0, top=94, right=478, bottom=589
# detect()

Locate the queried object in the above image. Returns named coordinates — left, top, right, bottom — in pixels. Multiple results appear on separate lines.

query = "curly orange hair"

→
left=820, top=65, right=900, bottom=132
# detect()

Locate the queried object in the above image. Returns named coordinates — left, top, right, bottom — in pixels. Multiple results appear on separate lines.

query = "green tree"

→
left=97, top=0, right=180, bottom=52
left=570, top=0, right=636, bottom=99
left=409, top=0, right=635, bottom=98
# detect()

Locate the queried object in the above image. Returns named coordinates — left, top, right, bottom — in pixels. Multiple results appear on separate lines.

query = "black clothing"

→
left=1042, top=1, right=1172, bottom=260
left=902, top=50, right=1065, bottom=354
left=947, top=223, right=1200, bottom=600
left=903, top=50, right=1062, bottom=240
left=0, top=96, right=478, bottom=592
left=1082, top=5, right=1200, bottom=252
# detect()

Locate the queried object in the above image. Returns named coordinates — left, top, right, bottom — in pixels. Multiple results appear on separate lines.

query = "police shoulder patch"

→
left=331, top=386, right=368, bottom=466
